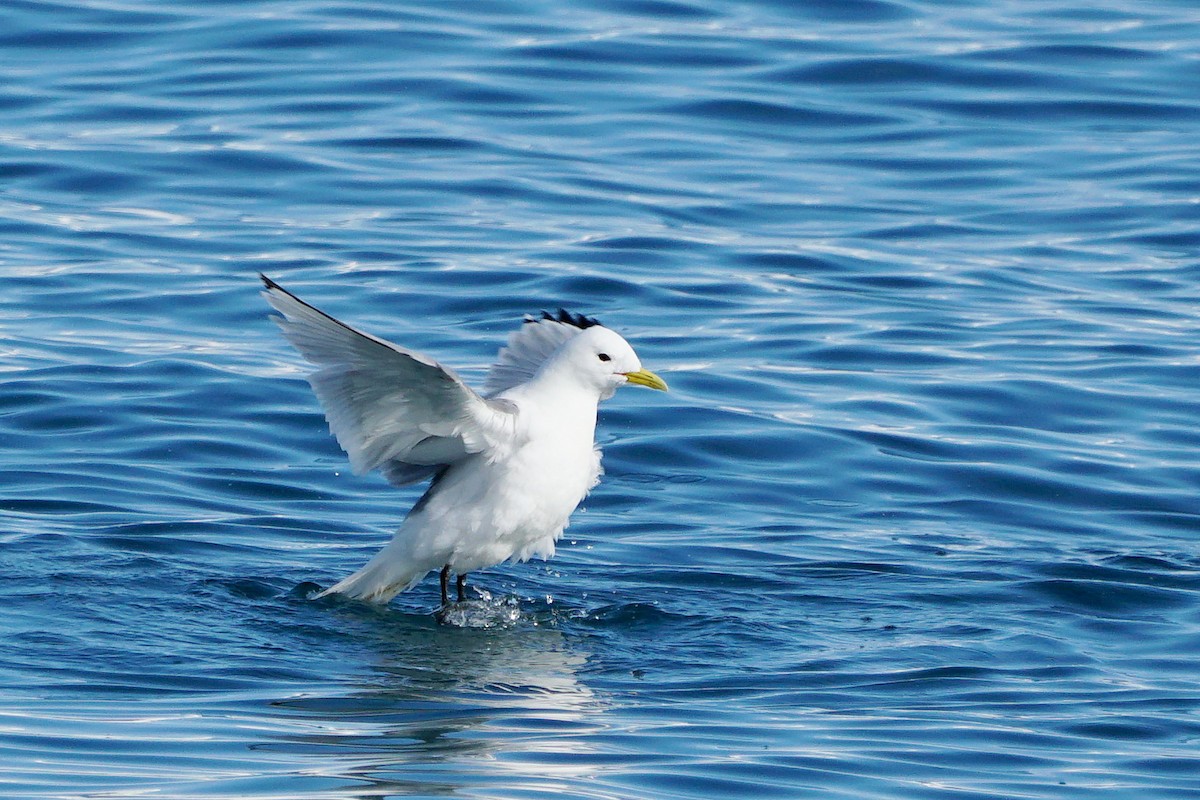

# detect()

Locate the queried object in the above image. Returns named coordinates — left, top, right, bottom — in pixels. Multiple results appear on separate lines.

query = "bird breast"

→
left=507, top=403, right=600, bottom=520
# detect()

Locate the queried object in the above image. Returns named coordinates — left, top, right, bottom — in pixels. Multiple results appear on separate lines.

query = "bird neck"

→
left=516, top=368, right=600, bottom=430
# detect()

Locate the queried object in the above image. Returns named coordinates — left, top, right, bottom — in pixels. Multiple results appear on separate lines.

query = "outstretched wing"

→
left=261, top=276, right=517, bottom=486
left=484, top=309, right=602, bottom=396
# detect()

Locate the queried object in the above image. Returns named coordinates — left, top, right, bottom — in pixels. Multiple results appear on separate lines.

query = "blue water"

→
left=3, top=0, right=1200, bottom=797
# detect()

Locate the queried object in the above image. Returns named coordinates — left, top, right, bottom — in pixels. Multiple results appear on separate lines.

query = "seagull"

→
left=260, top=275, right=668, bottom=606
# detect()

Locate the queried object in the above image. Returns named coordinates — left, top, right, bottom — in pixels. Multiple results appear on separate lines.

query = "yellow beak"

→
left=622, top=369, right=669, bottom=392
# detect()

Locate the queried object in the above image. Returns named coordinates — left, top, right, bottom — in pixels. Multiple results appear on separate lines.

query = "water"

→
left=3, top=0, right=1199, bottom=797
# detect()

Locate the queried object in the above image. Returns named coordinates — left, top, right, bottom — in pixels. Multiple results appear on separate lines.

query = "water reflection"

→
left=263, top=608, right=604, bottom=797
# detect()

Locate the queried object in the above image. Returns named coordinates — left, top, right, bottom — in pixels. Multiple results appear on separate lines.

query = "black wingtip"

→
left=260, top=273, right=280, bottom=290
left=526, top=309, right=602, bottom=329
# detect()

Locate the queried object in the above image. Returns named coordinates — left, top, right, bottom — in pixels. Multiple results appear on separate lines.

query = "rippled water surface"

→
left=4, top=1, right=1200, bottom=798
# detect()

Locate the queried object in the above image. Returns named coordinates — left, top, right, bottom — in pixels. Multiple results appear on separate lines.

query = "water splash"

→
left=435, top=590, right=527, bottom=629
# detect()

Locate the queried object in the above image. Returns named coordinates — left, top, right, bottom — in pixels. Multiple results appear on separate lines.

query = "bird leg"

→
left=456, top=573, right=467, bottom=602
left=439, top=565, right=450, bottom=606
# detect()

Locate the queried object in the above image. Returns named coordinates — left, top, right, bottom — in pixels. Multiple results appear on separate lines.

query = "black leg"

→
left=439, top=565, right=450, bottom=606
left=456, top=573, right=467, bottom=602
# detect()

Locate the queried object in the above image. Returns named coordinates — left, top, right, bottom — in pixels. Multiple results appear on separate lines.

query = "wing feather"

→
left=261, top=276, right=516, bottom=485
left=484, top=310, right=602, bottom=396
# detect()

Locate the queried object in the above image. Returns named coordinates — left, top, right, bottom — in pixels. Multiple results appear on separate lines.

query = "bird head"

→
left=555, top=325, right=668, bottom=401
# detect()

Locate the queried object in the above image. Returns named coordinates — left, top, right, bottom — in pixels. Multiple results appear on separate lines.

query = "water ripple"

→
left=3, top=0, right=1200, bottom=798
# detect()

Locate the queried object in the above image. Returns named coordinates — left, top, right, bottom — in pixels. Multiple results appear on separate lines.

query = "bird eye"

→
left=598, top=353, right=611, bottom=362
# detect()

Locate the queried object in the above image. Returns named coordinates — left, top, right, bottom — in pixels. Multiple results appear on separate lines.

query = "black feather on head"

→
left=526, top=309, right=602, bottom=329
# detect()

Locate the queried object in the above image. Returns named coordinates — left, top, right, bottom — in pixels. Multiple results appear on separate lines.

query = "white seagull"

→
left=261, top=275, right=668, bottom=606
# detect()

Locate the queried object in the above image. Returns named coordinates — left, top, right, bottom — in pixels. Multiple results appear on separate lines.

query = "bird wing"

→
left=484, top=309, right=602, bottom=396
left=261, top=276, right=517, bottom=486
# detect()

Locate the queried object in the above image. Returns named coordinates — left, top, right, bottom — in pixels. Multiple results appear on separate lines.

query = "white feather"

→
left=484, top=314, right=590, bottom=396
left=262, top=278, right=516, bottom=485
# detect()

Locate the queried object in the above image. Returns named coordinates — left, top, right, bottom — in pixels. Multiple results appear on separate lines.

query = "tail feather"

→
left=315, top=542, right=430, bottom=603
